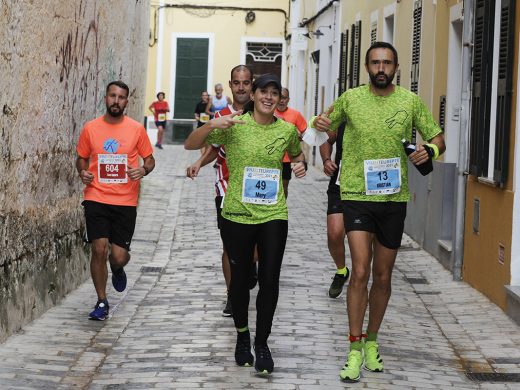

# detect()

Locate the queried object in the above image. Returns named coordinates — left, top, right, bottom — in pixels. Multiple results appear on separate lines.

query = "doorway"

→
left=445, top=13, right=463, bottom=163
left=174, top=38, right=209, bottom=119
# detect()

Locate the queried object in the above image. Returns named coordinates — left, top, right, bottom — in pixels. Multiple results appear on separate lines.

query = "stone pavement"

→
left=1, top=145, right=520, bottom=389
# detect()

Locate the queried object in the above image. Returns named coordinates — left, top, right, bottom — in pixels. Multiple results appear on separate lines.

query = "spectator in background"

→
left=149, top=92, right=170, bottom=149
left=194, top=91, right=210, bottom=128
left=205, top=83, right=232, bottom=119
left=194, top=91, right=210, bottom=154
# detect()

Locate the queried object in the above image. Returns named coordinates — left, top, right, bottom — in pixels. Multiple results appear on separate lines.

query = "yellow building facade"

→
left=146, top=0, right=289, bottom=129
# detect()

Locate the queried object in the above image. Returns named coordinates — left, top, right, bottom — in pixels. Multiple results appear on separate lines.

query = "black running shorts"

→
left=327, top=185, right=343, bottom=215
left=282, top=162, right=292, bottom=181
left=342, top=200, right=407, bottom=249
left=82, top=200, right=137, bottom=251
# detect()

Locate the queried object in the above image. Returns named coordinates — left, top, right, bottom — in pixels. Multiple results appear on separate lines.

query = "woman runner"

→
left=185, top=74, right=307, bottom=374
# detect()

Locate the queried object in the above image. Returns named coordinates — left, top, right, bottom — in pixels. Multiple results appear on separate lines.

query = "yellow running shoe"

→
left=363, top=340, right=384, bottom=372
left=339, top=349, right=362, bottom=382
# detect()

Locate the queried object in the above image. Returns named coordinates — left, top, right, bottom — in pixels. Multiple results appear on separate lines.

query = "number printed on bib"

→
left=158, top=113, right=166, bottom=121
left=98, top=154, right=128, bottom=184
left=364, top=157, right=401, bottom=195
left=242, top=167, right=280, bottom=204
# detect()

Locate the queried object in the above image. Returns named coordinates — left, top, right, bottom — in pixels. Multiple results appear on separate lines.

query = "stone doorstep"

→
left=504, top=285, right=520, bottom=326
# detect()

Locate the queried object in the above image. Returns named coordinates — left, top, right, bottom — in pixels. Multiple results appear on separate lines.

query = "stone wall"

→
left=0, top=0, right=150, bottom=342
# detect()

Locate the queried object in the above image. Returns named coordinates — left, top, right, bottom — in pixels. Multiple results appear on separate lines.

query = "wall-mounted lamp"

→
left=315, top=25, right=332, bottom=36
left=303, top=25, right=331, bottom=39
left=245, top=10, right=256, bottom=24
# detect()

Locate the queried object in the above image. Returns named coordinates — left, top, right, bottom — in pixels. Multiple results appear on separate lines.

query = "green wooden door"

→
left=174, top=38, right=208, bottom=119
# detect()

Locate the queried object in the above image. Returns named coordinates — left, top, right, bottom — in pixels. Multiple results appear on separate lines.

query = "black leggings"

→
left=220, top=218, right=288, bottom=345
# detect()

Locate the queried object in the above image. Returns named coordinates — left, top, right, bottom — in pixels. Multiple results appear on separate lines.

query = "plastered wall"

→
left=0, top=0, right=150, bottom=341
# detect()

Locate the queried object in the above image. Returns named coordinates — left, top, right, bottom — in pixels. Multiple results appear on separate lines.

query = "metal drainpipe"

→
left=453, top=0, right=474, bottom=281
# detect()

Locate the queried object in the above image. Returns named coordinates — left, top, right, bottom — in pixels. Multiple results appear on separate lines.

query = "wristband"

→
left=323, top=157, right=331, bottom=163
left=309, top=115, right=318, bottom=128
left=349, top=333, right=367, bottom=342
left=142, top=166, right=150, bottom=176
left=424, top=143, right=440, bottom=160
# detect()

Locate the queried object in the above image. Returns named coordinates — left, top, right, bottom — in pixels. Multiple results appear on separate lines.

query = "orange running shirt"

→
left=275, top=107, right=307, bottom=162
left=77, top=115, right=153, bottom=206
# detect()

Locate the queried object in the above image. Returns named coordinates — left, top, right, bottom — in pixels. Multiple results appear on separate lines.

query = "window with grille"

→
left=411, top=0, right=422, bottom=94
left=245, top=42, right=283, bottom=79
left=338, top=30, right=349, bottom=95
left=349, top=21, right=362, bottom=88
left=469, top=0, right=515, bottom=186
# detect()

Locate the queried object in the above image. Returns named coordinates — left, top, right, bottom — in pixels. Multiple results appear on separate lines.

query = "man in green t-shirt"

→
left=312, top=41, right=445, bottom=383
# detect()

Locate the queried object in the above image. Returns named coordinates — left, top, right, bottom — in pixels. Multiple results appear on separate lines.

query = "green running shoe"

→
left=339, top=349, right=362, bottom=382
left=363, top=340, right=384, bottom=372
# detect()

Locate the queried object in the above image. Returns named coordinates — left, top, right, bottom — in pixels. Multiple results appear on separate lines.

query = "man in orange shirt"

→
left=76, top=81, right=155, bottom=321
left=275, top=88, right=307, bottom=197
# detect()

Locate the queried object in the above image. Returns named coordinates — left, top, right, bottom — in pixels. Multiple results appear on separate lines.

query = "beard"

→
left=234, top=92, right=250, bottom=106
left=369, top=71, right=395, bottom=89
left=106, top=104, right=124, bottom=117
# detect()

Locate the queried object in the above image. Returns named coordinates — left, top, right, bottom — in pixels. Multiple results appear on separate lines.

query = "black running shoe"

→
left=222, top=296, right=233, bottom=317
left=235, top=331, right=254, bottom=367
left=254, top=343, right=274, bottom=374
left=249, top=262, right=258, bottom=290
left=328, top=269, right=350, bottom=298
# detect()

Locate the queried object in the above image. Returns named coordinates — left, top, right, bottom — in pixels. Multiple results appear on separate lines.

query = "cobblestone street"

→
left=1, top=145, right=519, bottom=389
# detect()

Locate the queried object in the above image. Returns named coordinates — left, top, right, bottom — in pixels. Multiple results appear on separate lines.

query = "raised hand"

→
left=211, top=110, right=246, bottom=129
left=314, top=105, right=334, bottom=132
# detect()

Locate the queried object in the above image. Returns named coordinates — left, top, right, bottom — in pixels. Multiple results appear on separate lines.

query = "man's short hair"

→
left=230, top=65, right=253, bottom=81
left=365, top=41, right=399, bottom=65
left=106, top=80, right=129, bottom=97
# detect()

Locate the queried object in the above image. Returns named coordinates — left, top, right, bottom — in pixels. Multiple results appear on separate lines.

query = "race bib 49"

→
left=242, top=167, right=280, bottom=205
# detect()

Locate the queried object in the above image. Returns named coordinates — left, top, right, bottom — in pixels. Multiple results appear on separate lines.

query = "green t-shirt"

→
left=327, top=85, right=442, bottom=202
left=206, top=112, right=302, bottom=224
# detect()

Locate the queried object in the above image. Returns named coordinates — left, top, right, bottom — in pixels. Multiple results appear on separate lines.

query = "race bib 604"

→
left=98, top=154, right=128, bottom=184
